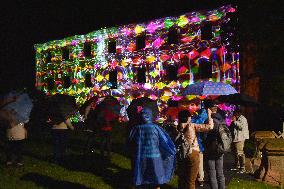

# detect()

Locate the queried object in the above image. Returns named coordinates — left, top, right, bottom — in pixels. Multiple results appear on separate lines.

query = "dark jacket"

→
left=204, top=112, right=226, bottom=159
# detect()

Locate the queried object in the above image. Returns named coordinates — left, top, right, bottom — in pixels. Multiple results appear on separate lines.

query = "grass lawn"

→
left=0, top=123, right=280, bottom=189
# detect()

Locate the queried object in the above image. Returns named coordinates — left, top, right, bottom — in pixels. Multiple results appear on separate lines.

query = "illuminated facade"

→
left=35, top=4, right=239, bottom=121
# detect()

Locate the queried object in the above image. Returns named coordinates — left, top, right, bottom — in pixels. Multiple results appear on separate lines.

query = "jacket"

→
left=231, top=115, right=249, bottom=142
left=183, top=116, right=214, bottom=152
left=7, top=122, right=27, bottom=141
left=204, top=112, right=226, bottom=158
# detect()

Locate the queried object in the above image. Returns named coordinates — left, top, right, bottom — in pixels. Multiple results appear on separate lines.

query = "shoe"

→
left=198, top=181, right=204, bottom=187
left=230, top=168, right=239, bottom=171
left=6, top=161, right=13, bottom=166
left=237, top=170, right=246, bottom=174
left=16, top=162, right=24, bottom=166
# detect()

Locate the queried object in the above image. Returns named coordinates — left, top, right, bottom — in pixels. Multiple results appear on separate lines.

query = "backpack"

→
left=216, top=123, right=232, bottom=154
left=174, top=128, right=192, bottom=160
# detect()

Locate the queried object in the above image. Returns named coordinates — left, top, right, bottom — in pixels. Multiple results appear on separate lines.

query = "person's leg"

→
left=14, top=140, right=24, bottom=164
left=188, top=150, right=200, bottom=189
left=177, top=159, right=187, bottom=189
left=59, top=130, right=67, bottom=163
left=52, top=129, right=64, bottom=163
left=6, top=140, right=14, bottom=164
left=236, top=141, right=245, bottom=172
left=231, top=142, right=240, bottom=170
left=197, top=152, right=204, bottom=184
left=100, top=131, right=106, bottom=156
left=106, top=131, right=111, bottom=157
left=207, top=158, right=218, bottom=189
left=215, top=155, right=225, bottom=189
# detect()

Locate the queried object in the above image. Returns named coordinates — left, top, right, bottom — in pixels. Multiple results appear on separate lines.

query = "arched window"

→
left=168, top=27, right=179, bottom=45
left=63, top=76, right=71, bottom=88
left=108, top=40, right=116, bottom=53
left=85, top=73, right=92, bottom=88
left=84, top=42, right=92, bottom=58
left=137, top=67, right=146, bottom=83
left=197, top=58, right=212, bottom=79
left=201, top=22, right=213, bottom=40
left=109, top=70, right=117, bottom=89
left=62, top=47, right=69, bottom=60
left=136, top=33, right=146, bottom=50
left=46, top=77, right=54, bottom=90
left=167, top=65, right=178, bottom=81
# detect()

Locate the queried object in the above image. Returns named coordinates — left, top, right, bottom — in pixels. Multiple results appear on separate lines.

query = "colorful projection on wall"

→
left=34, top=4, right=239, bottom=122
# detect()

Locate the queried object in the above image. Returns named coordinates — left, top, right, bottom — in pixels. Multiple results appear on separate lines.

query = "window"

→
left=108, top=40, right=116, bottom=53
left=167, top=65, right=178, bottom=81
left=46, top=77, right=54, bottom=90
left=46, top=51, right=52, bottom=63
left=136, top=33, right=146, bottom=50
left=168, top=27, right=179, bottom=45
left=63, top=76, right=71, bottom=88
left=137, top=67, right=146, bottom=83
left=109, top=70, right=117, bottom=89
left=84, top=42, right=92, bottom=58
left=197, top=58, right=212, bottom=79
left=201, top=22, right=213, bottom=40
left=85, top=73, right=92, bottom=87
left=62, top=47, right=69, bottom=60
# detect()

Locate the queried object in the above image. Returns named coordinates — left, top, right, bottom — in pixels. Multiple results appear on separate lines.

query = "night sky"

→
left=0, top=0, right=281, bottom=93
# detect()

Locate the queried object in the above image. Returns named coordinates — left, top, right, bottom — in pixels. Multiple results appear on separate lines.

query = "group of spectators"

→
left=127, top=99, right=249, bottom=189
left=0, top=95, right=249, bottom=189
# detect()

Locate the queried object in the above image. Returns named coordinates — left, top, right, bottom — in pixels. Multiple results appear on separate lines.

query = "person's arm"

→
left=65, top=118, right=74, bottom=130
left=193, top=109, right=214, bottom=132
left=233, top=115, right=247, bottom=130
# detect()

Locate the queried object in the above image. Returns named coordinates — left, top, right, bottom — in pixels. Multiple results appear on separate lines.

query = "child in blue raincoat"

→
left=127, top=105, right=176, bottom=189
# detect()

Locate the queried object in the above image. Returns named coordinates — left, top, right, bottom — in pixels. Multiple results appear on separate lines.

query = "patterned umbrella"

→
left=182, top=81, right=237, bottom=96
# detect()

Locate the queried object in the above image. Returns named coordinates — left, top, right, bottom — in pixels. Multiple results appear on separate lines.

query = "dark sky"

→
left=0, top=0, right=281, bottom=92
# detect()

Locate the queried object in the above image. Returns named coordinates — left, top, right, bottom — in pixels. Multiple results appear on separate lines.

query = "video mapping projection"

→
left=35, top=4, right=239, bottom=122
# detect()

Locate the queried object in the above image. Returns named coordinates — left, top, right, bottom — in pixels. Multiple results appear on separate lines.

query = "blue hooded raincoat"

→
left=128, top=123, right=176, bottom=186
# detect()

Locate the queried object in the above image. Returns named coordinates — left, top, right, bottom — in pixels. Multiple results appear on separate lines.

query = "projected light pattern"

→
left=35, top=5, right=239, bottom=122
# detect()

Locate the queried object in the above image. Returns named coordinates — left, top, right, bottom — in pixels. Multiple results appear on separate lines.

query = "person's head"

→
left=204, top=99, right=218, bottom=113
left=178, top=110, right=191, bottom=124
left=188, top=98, right=201, bottom=113
left=233, top=108, right=242, bottom=118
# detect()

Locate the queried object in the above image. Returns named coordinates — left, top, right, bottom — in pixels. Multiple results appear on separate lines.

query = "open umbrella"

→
left=182, top=81, right=237, bottom=96
left=217, top=93, right=259, bottom=106
left=46, top=94, right=77, bottom=124
left=1, top=92, right=33, bottom=124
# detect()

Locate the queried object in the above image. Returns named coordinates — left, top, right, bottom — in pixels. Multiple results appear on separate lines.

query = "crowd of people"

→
left=0, top=93, right=251, bottom=189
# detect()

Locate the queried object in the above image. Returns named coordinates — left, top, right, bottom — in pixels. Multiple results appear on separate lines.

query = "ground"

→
left=0, top=122, right=281, bottom=189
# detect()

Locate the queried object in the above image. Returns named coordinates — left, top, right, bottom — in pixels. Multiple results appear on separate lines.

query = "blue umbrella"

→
left=182, top=81, right=237, bottom=96
left=2, top=93, right=33, bottom=124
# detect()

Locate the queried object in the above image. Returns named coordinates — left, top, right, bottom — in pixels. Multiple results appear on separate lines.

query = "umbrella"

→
left=182, top=81, right=237, bottom=96
left=46, top=94, right=77, bottom=124
left=1, top=92, right=33, bottom=124
left=217, top=93, right=259, bottom=106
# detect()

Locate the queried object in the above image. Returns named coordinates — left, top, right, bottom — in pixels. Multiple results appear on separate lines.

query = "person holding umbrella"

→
left=51, top=117, right=74, bottom=164
left=46, top=94, right=76, bottom=164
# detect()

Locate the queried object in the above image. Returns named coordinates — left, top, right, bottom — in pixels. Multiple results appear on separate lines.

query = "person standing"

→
left=51, top=118, right=74, bottom=164
left=204, top=103, right=226, bottom=189
left=230, top=108, right=249, bottom=173
left=176, top=109, right=213, bottom=189
left=191, top=108, right=208, bottom=187
left=127, top=105, right=176, bottom=189
left=6, top=120, right=27, bottom=166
